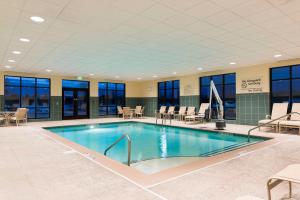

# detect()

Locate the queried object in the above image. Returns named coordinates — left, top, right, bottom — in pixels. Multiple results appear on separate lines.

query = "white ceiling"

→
left=1, top=0, right=300, bottom=80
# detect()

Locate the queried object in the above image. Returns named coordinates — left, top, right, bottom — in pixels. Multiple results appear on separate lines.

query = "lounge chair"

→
left=155, top=106, right=166, bottom=119
left=117, top=106, right=123, bottom=118
left=174, top=106, right=186, bottom=121
left=185, top=103, right=209, bottom=123
left=134, top=106, right=143, bottom=118
left=0, top=114, right=4, bottom=125
left=267, top=164, right=300, bottom=200
left=279, top=103, right=300, bottom=134
left=258, top=103, right=289, bottom=132
left=163, top=106, right=175, bottom=119
left=10, top=108, right=28, bottom=126
left=123, top=107, right=132, bottom=119
left=183, top=106, right=195, bottom=122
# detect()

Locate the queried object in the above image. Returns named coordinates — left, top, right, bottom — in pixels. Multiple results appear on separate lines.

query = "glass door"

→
left=63, top=88, right=89, bottom=119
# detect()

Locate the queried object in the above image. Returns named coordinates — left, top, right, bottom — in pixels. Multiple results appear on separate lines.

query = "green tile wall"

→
left=50, top=96, right=62, bottom=121
left=126, top=97, right=157, bottom=117
left=0, top=95, right=3, bottom=111
left=236, top=93, right=270, bottom=125
left=89, top=97, right=99, bottom=119
left=180, top=95, right=199, bottom=108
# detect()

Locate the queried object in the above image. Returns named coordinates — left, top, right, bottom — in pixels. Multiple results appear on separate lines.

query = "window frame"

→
left=4, top=75, right=51, bottom=119
left=98, top=82, right=126, bottom=116
left=199, top=73, right=236, bottom=120
left=157, top=80, right=180, bottom=109
left=270, top=65, right=300, bottom=112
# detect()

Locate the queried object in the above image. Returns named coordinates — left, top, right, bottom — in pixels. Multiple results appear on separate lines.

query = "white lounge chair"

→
left=10, top=108, right=28, bottom=126
left=174, top=106, right=186, bottom=121
left=117, top=106, right=123, bottom=118
left=163, top=106, right=175, bottom=119
left=134, top=106, right=143, bottom=118
left=155, top=106, right=166, bottom=119
left=185, top=103, right=209, bottom=123
left=258, top=103, right=289, bottom=132
left=183, top=106, right=195, bottom=122
left=267, top=164, right=300, bottom=200
left=279, top=103, right=300, bottom=134
left=0, top=114, right=4, bottom=125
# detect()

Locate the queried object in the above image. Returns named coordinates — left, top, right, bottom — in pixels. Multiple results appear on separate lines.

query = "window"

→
left=98, top=82, right=125, bottom=116
left=4, top=76, right=50, bottom=119
left=158, top=80, right=180, bottom=108
left=271, top=65, right=300, bottom=110
left=199, top=73, right=236, bottom=120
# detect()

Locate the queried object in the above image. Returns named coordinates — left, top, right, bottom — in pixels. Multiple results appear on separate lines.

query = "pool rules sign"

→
left=240, top=78, right=263, bottom=93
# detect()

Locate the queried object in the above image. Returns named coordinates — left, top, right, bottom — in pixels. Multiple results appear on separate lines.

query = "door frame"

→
left=62, top=87, right=90, bottom=120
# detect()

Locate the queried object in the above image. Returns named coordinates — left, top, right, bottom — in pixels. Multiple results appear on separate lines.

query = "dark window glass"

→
left=157, top=80, right=180, bottom=108
left=271, top=65, right=300, bottom=111
left=200, top=73, right=236, bottom=120
left=4, top=76, right=50, bottom=119
left=98, top=82, right=125, bottom=116
left=62, top=80, right=89, bottom=89
left=271, top=67, right=290, bottom=80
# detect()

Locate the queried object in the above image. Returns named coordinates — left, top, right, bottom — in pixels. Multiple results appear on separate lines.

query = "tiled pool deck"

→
left=1, top=117, right=300, bottom=199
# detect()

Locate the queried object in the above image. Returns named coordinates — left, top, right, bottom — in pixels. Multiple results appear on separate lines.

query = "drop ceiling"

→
left=1, top=0, right=300, bottom=80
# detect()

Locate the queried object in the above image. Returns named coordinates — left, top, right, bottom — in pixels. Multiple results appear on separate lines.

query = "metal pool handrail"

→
left=104, top=134, right=131, bottom=166
left=247, top=112, right=300, bottom=142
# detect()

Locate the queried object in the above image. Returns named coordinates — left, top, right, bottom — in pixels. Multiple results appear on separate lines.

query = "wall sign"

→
left=240, top=78, right=262, bottom=93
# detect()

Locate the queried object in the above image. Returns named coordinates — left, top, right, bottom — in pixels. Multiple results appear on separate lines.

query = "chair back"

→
left=186, top=107, right=195, bottom=115
left=117, top=106, right=123, bottom=114
left=178, top=106, right=186, bottom=115
left=15, top=108, right=28, bottom=120
left=168, top=106, right=175, bottom=114
left=135, top=106, right=142, bottom=113
left=291, top=103, right=300, bottom=120
left=199, top=103, right=209, bottom=114
left=159, top=106, right=166, bottom=114
left=271, top=103, right=289, bottom=120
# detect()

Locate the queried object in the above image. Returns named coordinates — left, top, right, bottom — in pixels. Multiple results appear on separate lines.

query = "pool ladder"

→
left=104, top=134, right=131, bottom=166
left=247, top=112, right=300, bottom=142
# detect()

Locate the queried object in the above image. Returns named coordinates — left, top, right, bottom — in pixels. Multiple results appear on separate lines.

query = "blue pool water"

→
left=45, top=122, right=266, bottom=164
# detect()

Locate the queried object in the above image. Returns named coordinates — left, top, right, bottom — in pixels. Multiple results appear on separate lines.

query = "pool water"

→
left=46, top=122, right=266, bottom=164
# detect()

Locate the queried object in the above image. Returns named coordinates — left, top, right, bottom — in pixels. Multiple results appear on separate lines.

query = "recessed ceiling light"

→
left=197, top=67, right=203, bottom=71
left=8, top=59, right=16, bottom=63
left=12, top=51, right=21, bottom=55
left=137, top=77, right=142, bottom=80
left=46, top=69, right=52, bottom=72
left=4, top=65, right=11, bottom=69
left=115, top=75, right=120, bottom=79
left=230, top=62, right=236, bottom=65
left=89, top=73, right=94, bottom=76
left=19, top=38, right=30, bottom=42
left=152, top=75, right=158, bottom=78
left=30, top=16, right=45, bottom=23
left=274, top=54, right=282, bottom=58
left=172, top=72, right=177, bottom=75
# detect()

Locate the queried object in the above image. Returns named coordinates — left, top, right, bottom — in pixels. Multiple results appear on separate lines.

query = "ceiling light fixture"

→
left=12, top=51, right=21, bottom=55
left=19, top=38, right=30, bottom=42
left=8, top=59, right=16, bottom=63
left=4, top=65, right=11, bottom=69
left=115, top=75, right=120, bottom=79
left=30, top=16, right=45, bottom=23
left=274, top=54, right=282, bottom=58
left=172, top=72, right=177, bottom=75
left=152, top=75, right=158, bottom=78
left=197, top=67, right=203, bottom=71
left=137, top=77, right=142, bottom=80
left=230, top=62, right=236, bottom=65
left=46, top=69, right=52, bottom=72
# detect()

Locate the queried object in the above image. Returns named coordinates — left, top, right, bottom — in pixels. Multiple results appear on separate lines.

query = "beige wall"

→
left=1, top=58, right=300, bottom=97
